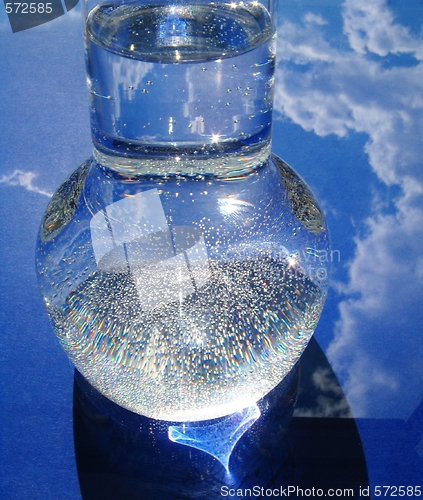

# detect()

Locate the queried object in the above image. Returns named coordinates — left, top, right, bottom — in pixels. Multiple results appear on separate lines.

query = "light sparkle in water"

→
left=168, top=404, right=260, bottom=472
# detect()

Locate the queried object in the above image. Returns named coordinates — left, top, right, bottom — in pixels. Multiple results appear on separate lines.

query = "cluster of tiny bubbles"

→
left=36, top=145, right=331, bottom=422
left=46, top=236, right=324, bottom=421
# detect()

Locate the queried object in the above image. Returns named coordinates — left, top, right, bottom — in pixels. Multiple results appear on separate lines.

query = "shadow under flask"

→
left=36, top=0, right=331, bottom=423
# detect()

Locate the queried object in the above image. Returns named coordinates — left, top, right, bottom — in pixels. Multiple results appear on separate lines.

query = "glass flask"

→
left=36, top=0, right=330, bottom=423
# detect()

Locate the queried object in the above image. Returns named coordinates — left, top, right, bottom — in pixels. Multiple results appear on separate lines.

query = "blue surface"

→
left=1, top=0, right=423, bottom=497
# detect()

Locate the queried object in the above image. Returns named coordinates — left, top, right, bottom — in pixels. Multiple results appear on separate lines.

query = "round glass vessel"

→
left=36, top=0, right=330, bottom=422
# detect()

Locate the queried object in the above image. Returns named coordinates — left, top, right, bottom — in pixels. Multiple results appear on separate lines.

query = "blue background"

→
left=1, top=0, right=423, bottom=497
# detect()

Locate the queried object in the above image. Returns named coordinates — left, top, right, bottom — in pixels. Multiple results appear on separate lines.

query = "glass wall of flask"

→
left=36, top=0, right=331, bottom=423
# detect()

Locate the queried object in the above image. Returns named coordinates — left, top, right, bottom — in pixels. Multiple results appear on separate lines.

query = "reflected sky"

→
left=272, top=0, right=423, bottom=419
left=1, top=0, right=422, bottom=423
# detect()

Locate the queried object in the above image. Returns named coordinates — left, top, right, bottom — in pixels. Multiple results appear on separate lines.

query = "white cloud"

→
left=342, top=0, right=423, bottom=58
left=275, top=15, right=423, bottom=187
left=328, top=202, right=423, bottom=418
left=303, top=13, right=328, bottom=26
left=0, top=170, right=53, bottom=198
left=275, top=0, right=423, bottom=418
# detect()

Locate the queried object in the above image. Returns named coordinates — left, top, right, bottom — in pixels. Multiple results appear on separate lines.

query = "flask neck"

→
left=85, top=1, right=277, bottom=177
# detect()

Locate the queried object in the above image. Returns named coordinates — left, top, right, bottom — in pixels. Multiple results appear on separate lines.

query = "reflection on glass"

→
left=90, top=189, right=211, bottom=309
left=169, top=404, right=260, bottom=472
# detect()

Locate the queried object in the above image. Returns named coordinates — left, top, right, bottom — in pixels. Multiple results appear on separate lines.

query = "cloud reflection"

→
left=294, top=366, right=352, bottom=418
left=0, top=169, right=53, bottom=198
left=275, top=0, right=423, bottom=417
left=343, top=0, right=423, bottom=58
